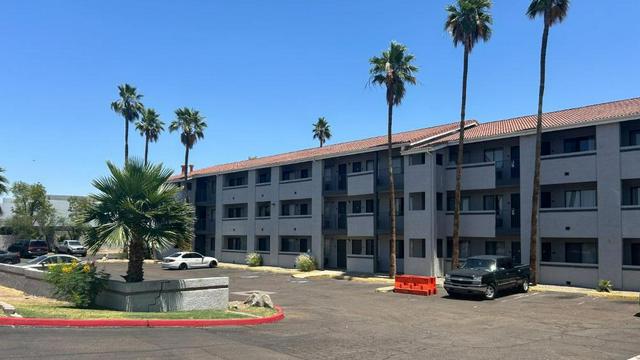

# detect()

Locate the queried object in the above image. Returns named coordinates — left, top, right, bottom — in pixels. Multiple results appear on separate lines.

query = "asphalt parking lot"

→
left=1, top=262, right=639, bottom=359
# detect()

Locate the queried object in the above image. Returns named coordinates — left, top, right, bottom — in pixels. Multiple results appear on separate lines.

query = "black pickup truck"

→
left=444, top=255, right=530, bottom=300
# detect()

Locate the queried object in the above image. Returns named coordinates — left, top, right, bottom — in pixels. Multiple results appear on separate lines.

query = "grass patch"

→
left=15, top=304, right=276, bottom=320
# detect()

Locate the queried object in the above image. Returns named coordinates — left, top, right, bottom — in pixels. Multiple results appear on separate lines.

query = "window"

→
left=541, top=192, right=552, bottom=208
left=300, top=168, right=309, bottom=179
left=365, top=239, right=374, bottom=255
left=281, top=203, right=290, bottom=216
left=365, top=199, right=374, bottom=213
left=631, top=187, right=640, bottom=206
left=410, top=239, right=426, bottom=258
left=352, top=239, right=363, bottom=255
left=565, top=243, right=582, bottom=263
left=630, top=129, right=640, bottom=146
left=281, top=170, right=293, bottom=181
left=366, top=160, right=375, bottom=171
left=257, top=236, right=270, bottom=252
left=392, top=157, right=403, bottom=174
left=409, top=153, right=425, bottom=165
left=409, top=192, right=425, bottom=211
left=564, top=241, right=598, bottom=264
left=484, top=148, right=504, bottom=168
left=280, top=200, right=311, bottom=216
left=226, top=174, right=246, bottom=187
left=226, top=205, right=245, bottom=218
left=256, top=202, right=271, bottom=218
left=540, top=141, right=551, bottom=156
left=446, top=193, right=470, bottom=211
left=396, top=240, right=404, bottom=259
left=352, top=162, right=362, bottom=173
left=436, top=153, right=444, bottom=166
left=436, top=193, right=443, bottom=211
left=352, top=200, right=362, bottom=214
left=565, top=190, right=597, bottom=207
left=485, top=241, right=505, bottom=256
left=299, top=203, right=309, bottom=215
left=280, top=237, right=310, bottom=253
left=626, top=240, right=640, bottom=266
left=210, top=237, right=215, bottom=251
left=224, top=237, right=246, bottom=251
left=437, top=238, right=443, bottom=258
left=257, top=169, right=271, bottom=184
left=446, top=238, right=452, bottom=258
left=395, top=197, right=404, bottom=216
left=541, top=242, right=552, bottom=262
left=564, top=136, right=595, bottom=153
left=448, top=147, right=470, bottom=165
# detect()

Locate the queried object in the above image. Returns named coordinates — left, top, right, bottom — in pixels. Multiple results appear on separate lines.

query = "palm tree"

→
left=445, top=0, right=492, bottom=269
left=111, top=84, right=144, bottom=164
left=0, top=167, right=7, bottom=216
left=369, top=41, right=418, bottom=278
left=527, top=0, right=570, bottom=285
left=136, top=108, right=165, bottom=166
left=169, top=108, right=207, bottom=182
left=81, top=159, right=195, bottom=282
left=312, top=117, right=332, bottom=147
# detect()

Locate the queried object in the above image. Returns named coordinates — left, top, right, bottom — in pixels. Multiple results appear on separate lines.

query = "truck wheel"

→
left=521, top=279, right=530, bottom=293
left=484, top=284, right=496, bottom=300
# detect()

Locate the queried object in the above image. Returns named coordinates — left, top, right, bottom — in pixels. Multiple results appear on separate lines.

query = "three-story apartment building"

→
left=177, top=98, right=640, bottom=290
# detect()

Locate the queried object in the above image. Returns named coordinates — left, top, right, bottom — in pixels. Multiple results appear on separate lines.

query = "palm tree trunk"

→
left=529, top=22, right=550, bottom=285
left=124, top=118, right=129, bottom=164
left=126, top=237, right=145, bottom=282
left=144, top=136, right=150, bottom=166
left=452, top=46, right=469, bottom=269
left=387, top=101, right=397, bottom=278
left=184, top=145, right=190, bottom=182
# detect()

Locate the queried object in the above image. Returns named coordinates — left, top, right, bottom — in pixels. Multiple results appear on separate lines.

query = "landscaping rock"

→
left=244, top=292, right=274, bottom=308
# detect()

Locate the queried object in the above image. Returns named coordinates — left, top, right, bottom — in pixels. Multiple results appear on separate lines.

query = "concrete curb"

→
left=530, top=285, right=639, bottom=301
left=0, top=306, right=285, bottom=328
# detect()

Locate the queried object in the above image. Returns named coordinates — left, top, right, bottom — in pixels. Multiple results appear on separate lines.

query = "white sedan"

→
left=161, top=252, right=218, bottom=270
left=21, top=254, right=81, bottom=269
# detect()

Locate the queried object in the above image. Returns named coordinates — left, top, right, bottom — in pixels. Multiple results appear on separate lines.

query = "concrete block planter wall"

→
left=0, top=263, right=229, bottom=312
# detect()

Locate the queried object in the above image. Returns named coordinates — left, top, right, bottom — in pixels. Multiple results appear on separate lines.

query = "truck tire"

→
left=520, top=279, right=529, bottom=293
left=484, top=284, right=496, bottom=300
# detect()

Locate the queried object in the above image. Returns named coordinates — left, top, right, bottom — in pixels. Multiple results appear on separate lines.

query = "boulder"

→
left=244, top=291, right=274, bottom=308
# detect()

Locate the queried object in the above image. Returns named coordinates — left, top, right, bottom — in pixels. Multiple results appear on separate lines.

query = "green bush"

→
left=596, top=279, right=613, bottom=293
left=295, top=253, right=317, bottom=272
left=45, top=261, right=109, bottom=308
left=246, top=252, right=263, bottom=267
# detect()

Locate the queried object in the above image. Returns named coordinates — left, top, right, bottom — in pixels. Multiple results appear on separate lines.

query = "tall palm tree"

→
left=0, top=167, right=7, bottom=216
left=369, top=41, right=418, bottom=278
left=81, top=159, right=195, bottom=283
left=312, top=117, right=332, bottom=147
left=445, top=0, right=492, bottom=269
left=111, top=84, right=144, bottom=164
left=527, top=0, right=570, bottom=285
left=169, top=108, right=207, bottom=182
left=136, top=108, right=165, bottom=166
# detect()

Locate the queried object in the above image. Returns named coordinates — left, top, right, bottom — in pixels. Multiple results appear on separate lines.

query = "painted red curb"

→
left=0, top=306, right=285, bottom=328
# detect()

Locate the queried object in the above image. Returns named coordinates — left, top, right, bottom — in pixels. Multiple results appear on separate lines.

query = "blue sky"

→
left=0, top=0, right=638, bottom=196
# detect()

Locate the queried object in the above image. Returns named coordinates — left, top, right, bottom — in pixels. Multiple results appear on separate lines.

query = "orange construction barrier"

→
left=394, top=275, right=437, bottom=296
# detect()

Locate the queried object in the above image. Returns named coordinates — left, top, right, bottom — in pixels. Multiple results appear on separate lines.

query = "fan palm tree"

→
left=527, top=0, right=570, bottom=285
left=136, top=108, right=165, bottom=166
left=111, top=84, right=144, bottom=164
left=369, top=41, right=418, bottom=278
left=445, top=0, right=492, bottom=269
left=169, top=108, right=207, bottom=182
left=0, top=167, right=7, bottom=216
left=81, top=159, right=195, bottom=283
left=312, top=117, right=332, bottom=147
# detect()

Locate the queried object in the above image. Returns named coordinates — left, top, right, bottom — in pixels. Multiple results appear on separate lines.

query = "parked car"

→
left=161, top=252, right=218, bottom=270
left=444, top=255, right=530, bottom=300
left=20, top=254, right=80, bottom=269
left=0, top=250, right=20, bottom=264
left=7, top=240, right=49, bottom=258
left=54, top=240, right=87, bottom=256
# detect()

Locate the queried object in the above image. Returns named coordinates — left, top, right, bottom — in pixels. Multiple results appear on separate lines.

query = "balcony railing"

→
left=377, top=211, right=404, bottom=233
left=323, top=214, right=347, bottom=232
left=376, top=170, right=404, bottom=191
left=323, top=174, right=347, bottom=193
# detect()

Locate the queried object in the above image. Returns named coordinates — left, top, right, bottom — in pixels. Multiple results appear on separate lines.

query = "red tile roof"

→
left=422, top=97, right=640, bottom=148
left=183, top=121, right=471, bottom=178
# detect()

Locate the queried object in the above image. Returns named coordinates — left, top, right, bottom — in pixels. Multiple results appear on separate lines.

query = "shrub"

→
left=295, top=253, right=317, bottom=272
left=45, top=261, right=109, bottom=308
left=596, top=279, right=613, bottom=293
left=246, top=252, right=263, bottom=267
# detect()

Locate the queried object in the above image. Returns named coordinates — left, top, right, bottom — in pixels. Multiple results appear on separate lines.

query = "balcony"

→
left=621, top=146, right=640, bottom=179
left=376, top=170, right=404, bottom=191
left=278, top=215, right=313, bottom=235
left=221, top=217, right=248, bottom=235
left=279, top=178, right=313, bottom=200
left=323, top=174, right=347, bottom=195
left=622, top=206, right=640, bottom=238
left=539, top=207, right=598, bottom=238
left=323, top=214, right=346, bottom=234
left=445, top=211, right=496, bottom=237
left=347, top=213, right=375, bottom=237
left=445, top=162, right=496, bottom=191
left=347, top=171, right=375, bottom=196
left=377, top=212, right=404, bottom=234
left=540, top=151, right=597, bottom=185
left=195, top=219, right=215, bottom=233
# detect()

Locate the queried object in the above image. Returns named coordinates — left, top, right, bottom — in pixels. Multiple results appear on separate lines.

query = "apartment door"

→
left=337, top=240, right=347, bottom=269
left=510, top=146, right=520, bottom=178
left=337, top=201, right=347, bottom=229
left=195, top=235, right=206, bottom=254
left=510, top=193, right=521, bottom=229
left=338, top=164, right=347, bottom=190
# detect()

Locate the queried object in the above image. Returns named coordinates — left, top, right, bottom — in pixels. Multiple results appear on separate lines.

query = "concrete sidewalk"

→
left=530, top=284, right=639, bottom=301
